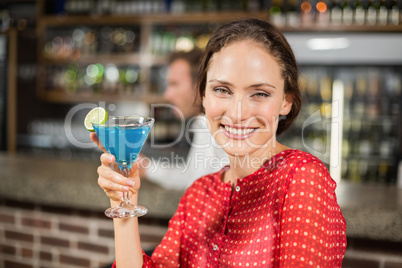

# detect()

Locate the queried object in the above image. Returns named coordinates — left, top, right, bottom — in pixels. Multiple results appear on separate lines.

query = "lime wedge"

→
left=84, top=107, right=108, bottom=132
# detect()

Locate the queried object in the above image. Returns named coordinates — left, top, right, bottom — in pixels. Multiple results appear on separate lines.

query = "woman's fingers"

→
left=98, top=165, right=137, bottom=189
left=100, top=152, right=115, bottom=166
left=89, top=132, right=107, bottom=153
left=129, top=161, right=141, bottom=189
left=97, top=153, right=141, bottom=202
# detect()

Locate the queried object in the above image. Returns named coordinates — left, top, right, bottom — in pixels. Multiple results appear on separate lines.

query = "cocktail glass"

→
left=92, top=115, right=154, bottom=218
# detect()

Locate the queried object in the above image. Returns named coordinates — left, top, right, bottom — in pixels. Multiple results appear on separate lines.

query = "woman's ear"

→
left=280, top=94, right=293, bottom=116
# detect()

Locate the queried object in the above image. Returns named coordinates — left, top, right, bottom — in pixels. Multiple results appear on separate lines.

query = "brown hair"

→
left=197, top=18, right=301, bottom=135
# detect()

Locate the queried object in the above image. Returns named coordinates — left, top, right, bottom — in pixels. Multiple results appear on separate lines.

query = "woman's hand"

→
left=97, top=153, right=141, bottom=206
left=90, top=133, right=141, bottom=206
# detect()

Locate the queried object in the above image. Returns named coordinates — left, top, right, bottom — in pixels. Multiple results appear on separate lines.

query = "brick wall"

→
left=0, top=199, right=168, bottom=268
left=1, top=199, right=402, bottom=268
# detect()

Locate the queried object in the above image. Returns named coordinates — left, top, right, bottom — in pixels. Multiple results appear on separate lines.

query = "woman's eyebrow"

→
left=208, top=79, right=234, bottom=86
left=248, top=83, right=276, bottom=89
left=208, top=79, right=276, bottom=89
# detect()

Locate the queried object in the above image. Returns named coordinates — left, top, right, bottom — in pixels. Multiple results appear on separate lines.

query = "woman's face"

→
left=203, top=40, right=292, bottom=158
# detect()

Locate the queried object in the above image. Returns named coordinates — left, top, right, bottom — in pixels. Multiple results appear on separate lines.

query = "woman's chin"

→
left=220, top=145, right=257, bottom=158
left=219, top=140, right=278, bottom=158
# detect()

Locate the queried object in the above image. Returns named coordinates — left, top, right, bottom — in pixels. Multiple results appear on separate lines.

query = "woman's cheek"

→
left=205, top=97, right=225, bottom=119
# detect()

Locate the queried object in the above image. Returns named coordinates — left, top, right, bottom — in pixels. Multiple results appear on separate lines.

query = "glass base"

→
left=105, top=201, right=148, bottom=218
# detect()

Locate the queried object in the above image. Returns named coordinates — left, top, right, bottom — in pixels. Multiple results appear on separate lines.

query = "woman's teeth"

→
left=224, top=125, right=256, bottom=135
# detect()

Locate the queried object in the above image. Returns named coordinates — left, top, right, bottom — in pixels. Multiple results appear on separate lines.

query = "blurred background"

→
left=0, top=0, right=401, bottom=267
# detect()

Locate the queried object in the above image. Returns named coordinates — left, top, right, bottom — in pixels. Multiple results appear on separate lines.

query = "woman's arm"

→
left=92, top=133, right=144, bottom=267
left=92, top=132, right=190, bottom=267
left=279, top=160, right=347, bottom=267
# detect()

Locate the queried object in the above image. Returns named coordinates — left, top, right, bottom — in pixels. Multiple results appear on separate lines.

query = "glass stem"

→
left=122, top=166, right=130, bottom=203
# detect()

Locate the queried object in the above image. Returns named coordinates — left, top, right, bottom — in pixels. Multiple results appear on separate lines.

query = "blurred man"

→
left=142, top=49, right=228, bottom=190
left=163, top=50, right=202, bottom=119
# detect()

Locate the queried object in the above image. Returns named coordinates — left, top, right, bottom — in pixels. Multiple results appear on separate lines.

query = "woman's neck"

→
left=223, top=142, right=290, bottom=185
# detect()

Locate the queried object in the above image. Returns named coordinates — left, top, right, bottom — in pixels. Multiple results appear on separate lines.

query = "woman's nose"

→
left=227, top=98, right=251, bottom=123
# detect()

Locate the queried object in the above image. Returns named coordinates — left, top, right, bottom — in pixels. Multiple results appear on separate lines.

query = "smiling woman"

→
left=197, top=19, right=302, bottom=137
left=94, top=18, right=346, bottom=268
left=203, top=41, right=292, bottom=162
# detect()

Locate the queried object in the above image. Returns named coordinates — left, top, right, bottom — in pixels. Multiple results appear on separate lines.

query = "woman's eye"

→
left=253, top=92, right=270, bottom=98
left=213, top=87, right=230, bottom=94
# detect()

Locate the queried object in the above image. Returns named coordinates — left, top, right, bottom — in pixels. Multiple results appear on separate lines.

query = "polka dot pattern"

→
left=117, top=150, right=346, bottom=267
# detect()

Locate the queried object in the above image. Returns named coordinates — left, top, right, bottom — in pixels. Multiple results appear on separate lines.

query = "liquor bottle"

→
left=171, top=0, right=185, bottom=13
left=269, top=0, right=286, bottom=27
left=248, top=0, right=261, bottom=11
left=300, top=0, right=315, bottom=25
left=185, top=0, right=198, bottom=12
left=366, top=0, right=380, bottom=25
left=389, top=0, right=400, bottom=25
left=201, top=0, right=213, bottom=12
left=220, top=0, right=234, bottom=11
left=341, top=159, right=349, bottom=180
left=286, top=0, right=302, bottom=26
left=378, top=0, right=389, bottom=24
left=366, top=71, right=380, bottom=118
left=319, top=76, right=332, bottom=103
left=330, top=0, right=343, bottom=24
left=240, top=0, right=249, bottom=11
left=342, top=140, right=350, bottom=165
left=343, top=81, right=354, bottom=118
left=161, top=32, right=176, bottom=55
left=95, top=0, right=111, bottom=15
left=349, top=117, right=361, bottom=155
left=366, top=160, right=379, bottom=181
left=359, top=126, right=372, bottom=158
left=359, top=159, right=369, bottom=181
left=342, top=0, right=353, bottom=25
left=316, top=0, right=330, bottom=24
left=348, top=159, right=361, bottom=182
left=387, top=69, right=401, bottom=116
left=378, top=160, right=389, bottom=182
left=215, top=0, right=223, bottom=10
left=353, top=0, right=366, bottom=25
left=354, top=75, right=367, bottom=116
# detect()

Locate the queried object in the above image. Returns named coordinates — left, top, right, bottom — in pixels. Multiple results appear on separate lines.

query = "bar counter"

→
left=0, top=152, right=183, bottom=219
left=1, top=152, right=401, bottom=242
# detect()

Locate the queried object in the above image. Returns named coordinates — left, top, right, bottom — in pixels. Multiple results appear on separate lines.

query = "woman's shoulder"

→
left=281, top=149, right=327, bottom=168
left=277, top=149, right=331, bottom=178
left=281, top=149, right=335, bottom=188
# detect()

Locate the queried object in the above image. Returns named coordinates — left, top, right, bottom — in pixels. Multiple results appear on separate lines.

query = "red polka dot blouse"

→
left=117, top=149, right=347, bottom=267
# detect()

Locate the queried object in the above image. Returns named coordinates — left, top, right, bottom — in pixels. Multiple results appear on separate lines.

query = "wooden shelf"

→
left=40, top=90, right=165, bottom=104
left=43, top=53, right=168, bottom=66
left=43, top=53, right=140, bottom=65
left=36, top=11, right=402, bottom=104
left=37, top=12, right=402, bottom=32
left=37, top=11, right=269, bottom=27
left=281, top=24, right=402, bottom=33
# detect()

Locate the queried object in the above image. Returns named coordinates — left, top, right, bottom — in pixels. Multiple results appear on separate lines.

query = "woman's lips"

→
left=220, top=124, right=257, bottom=139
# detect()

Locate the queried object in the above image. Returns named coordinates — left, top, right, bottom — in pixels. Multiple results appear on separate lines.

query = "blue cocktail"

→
left=93, top=116, right=154, bottom=218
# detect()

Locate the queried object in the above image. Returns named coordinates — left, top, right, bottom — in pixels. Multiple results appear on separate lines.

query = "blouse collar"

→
left=214, top=149, right=297, bottom=187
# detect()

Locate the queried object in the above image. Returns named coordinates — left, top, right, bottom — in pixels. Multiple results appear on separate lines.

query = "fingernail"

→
left=127, top=179, right=135, bottom=186
left=123, top=186, right=129, bottom=191
left=108, top=155, right=114, bottom=162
